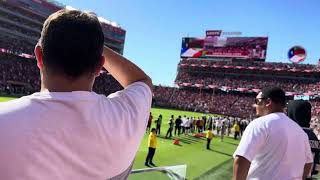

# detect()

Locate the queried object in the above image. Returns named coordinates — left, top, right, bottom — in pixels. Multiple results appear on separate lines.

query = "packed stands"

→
left=176, top=58, right=320, bottom=95
left=0, top=52, right=123, bottom=96
left=154, top=85, right=320, bottom=120
left=178, top=58, right=318, bottom=72
left=154, top=86, right=255, bottom=118
left=176, top=72, right=320, bottom=94
left=0, top=53, right=39, bottom=95
left=155, top=57, right=320, bottom=122
left=0, top=0, right=126, bottom=97
left=0, top=1, right=46, bottom=23
left=1, top=0, right=320, bottom=137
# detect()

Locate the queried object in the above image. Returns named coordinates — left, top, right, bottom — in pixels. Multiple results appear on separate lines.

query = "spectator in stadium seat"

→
left=288, top=100, right=320, bottom=178
left=0, top=9, right=152, bottom=180
left=233, top=87, right=312, bottom=180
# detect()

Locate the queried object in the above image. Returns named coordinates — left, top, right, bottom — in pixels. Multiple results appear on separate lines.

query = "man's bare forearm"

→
left=102, top=46, right=153, bottom=90
left=303, top=163, right=312, bottom=180
left=233, top=156, right=251, bottom=180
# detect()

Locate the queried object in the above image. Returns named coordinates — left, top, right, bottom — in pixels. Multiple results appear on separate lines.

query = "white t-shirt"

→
left=233, top=112, right=313, bottom=180
left=0, top=82, right=152, bottom=180
left=181, top=117, right=187, bottom=127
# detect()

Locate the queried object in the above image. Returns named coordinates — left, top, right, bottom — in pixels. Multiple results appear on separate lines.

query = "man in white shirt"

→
left=233, top=87, right=312, bottom=180
left=181, top=115, right=187, bottom=134
left=0, top=9, right=152, bottom=180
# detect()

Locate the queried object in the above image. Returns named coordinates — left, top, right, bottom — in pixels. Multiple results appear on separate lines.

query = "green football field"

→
left=130, top=107, right=238, bottom=180
left=0, top=97, right=238, bottom=179
left=0, top=97, right=16, bottom=102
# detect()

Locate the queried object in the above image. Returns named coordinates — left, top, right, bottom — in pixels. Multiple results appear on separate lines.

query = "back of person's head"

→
left=260, top=87, right=286, bottom=107
left=287, top=100, right=311, bottom=128
left=151, top=128, right=156, bottom=133
left=38, top=9, right=104, bottom=79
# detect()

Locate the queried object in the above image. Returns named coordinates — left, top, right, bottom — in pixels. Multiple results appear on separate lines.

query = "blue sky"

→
left=58, top=0, right=320, bottom=86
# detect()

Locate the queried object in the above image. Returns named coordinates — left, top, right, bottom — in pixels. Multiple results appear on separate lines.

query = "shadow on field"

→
left=224, top=141, right=239, bottom=146
left=208, top=149, right=233, bottom=157
left=193, top=159, right=234, bottom=180
left=180, top=136, right=203, bottom=143
left=176, top=138, right=194, bottom=144
left=159, top=135, right=204, bottom=145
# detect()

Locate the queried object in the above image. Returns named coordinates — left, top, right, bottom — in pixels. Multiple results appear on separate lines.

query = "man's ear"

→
left=94, top=56, right=105, bottom=77
left=265, top=98, right=272, bottom=107
left=35, top=45, right=44, bottom=70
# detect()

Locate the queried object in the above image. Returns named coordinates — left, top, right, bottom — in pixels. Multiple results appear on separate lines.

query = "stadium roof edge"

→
left=44, top=0, right=65, bottom=8
left=64, top=6, right=122, bottom=29
left=98, top=17, right=121, bottom=28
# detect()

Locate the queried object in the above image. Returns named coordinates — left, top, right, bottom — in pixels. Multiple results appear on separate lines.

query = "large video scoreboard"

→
left=181, top=30, right=268, bottom=61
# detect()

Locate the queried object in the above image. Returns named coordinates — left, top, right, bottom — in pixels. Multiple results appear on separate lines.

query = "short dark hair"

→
left=151, top=128, right=156, bottom=132
left=39, top=9, right=104, bottom=78
left=261, top=87, right=286, bottom=107
left=287, top=100, right=311, bottom=127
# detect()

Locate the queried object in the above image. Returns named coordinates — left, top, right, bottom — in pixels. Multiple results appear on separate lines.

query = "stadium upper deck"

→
left=0, top=0, right=126, bottom=55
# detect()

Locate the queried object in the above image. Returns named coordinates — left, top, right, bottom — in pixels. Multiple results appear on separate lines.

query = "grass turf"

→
left=129, top=107, right=239, bottom=179
left=0, top=98, right=238, bottom=179
left=0, top=97, right=16, bottom=102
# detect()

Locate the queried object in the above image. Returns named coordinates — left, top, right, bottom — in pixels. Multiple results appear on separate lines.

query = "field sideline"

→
left=0, top=97, right=16, bottom=102
left=0, top=97, right=238, bottom=179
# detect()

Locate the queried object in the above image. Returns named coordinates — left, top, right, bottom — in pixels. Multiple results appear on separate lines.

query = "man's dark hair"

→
left=261, top=87, right=286, bottom=107
left=287, top=100, right=311, bottom=127
left=39, top=9, right=104, bottom=78
left=151, top=128, right=156, bottom=132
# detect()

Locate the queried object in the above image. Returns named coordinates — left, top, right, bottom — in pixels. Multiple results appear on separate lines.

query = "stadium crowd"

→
left=0, top=1, right=46, bottom=23
left=154, top=86, right=255, bottom=118
left=179, top=58, right=318, bottom=72
left=0, top=34, right=35, bottom=55
left=0, top=52, right=122, bottom=96
left=175, top=72, right=320, bottom=94
left=0, top=20, right=39, bottom=40
left=154, top=85, right=320, bottom=137
left=1, top=51, right=320, bottom=137
left=0, top=53, right=39, bottom=95
left=0, top=9, right=41, bottom=32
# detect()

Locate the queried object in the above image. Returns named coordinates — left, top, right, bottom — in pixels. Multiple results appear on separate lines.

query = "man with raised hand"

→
left=0, top=9, right=152, bottom=180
